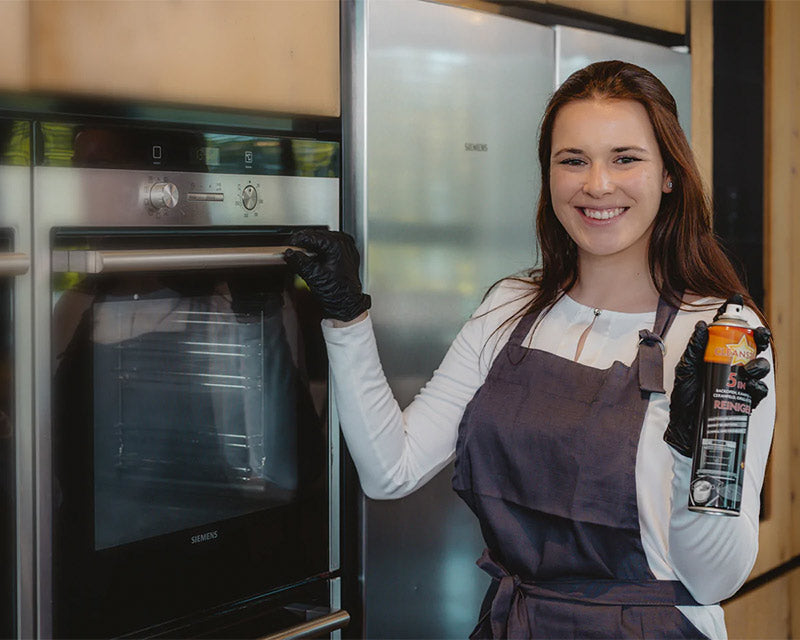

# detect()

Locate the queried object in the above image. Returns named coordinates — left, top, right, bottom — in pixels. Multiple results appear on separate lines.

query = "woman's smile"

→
left=577, top=205, right=629, bottom=222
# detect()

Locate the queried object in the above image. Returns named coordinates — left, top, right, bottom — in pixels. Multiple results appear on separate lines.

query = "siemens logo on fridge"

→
left=190, top=530, right=219, bottom=544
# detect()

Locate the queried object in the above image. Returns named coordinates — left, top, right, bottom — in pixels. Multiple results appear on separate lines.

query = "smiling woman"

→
left=283, top=60, right=777, bottom=639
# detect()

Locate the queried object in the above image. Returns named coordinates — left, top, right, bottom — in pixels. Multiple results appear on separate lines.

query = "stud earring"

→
left=667, top=181, right=673, bottom=189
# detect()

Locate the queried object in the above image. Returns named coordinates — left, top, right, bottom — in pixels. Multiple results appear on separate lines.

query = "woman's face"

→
left=549, top=98, right=672, bottom=264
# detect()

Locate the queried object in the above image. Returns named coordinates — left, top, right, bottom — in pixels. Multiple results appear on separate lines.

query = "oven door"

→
left=51, top=229, right=333, bottom=638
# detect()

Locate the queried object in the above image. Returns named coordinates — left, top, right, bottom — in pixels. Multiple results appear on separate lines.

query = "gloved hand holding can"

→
left=664, top=294, right=771, bottom=515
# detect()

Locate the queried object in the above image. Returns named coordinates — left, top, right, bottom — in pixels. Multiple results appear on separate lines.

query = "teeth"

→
left=581, top=207, right=625, bottom=220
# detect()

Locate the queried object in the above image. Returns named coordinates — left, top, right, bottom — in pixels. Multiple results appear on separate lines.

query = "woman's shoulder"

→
left=678, top=293, right=764, bottom=324
left=478, top=275, right=537, bottom=313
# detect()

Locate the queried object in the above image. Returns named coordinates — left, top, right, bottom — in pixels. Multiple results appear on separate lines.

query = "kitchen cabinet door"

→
left=0, top=0, right=29, bottom=91
left=30, top=0, right=339, bottom=116
left=544, top=0, right=685, bottom=34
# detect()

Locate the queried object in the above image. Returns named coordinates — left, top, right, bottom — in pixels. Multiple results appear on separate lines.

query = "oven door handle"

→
left=51, top=246, right=312, bottom=274
left=0, top=252, right=30, bottom=276
left=258, top=609, right=350, bottom=640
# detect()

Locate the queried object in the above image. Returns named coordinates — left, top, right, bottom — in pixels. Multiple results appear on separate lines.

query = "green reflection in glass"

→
left=0, top=121, right=31, bottom=166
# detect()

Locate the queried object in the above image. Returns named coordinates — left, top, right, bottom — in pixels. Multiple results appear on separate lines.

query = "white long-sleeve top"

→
left=322, top=278, right=776, bottom=639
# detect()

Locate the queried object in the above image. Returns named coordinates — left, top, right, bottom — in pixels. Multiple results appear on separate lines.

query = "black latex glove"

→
left=664, top=295, right=771, bottom=457
left=284, top=229, right=371, bottom=322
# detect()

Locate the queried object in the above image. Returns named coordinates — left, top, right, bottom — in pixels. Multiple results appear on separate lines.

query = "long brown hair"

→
left=504, top=59, right=764, bottom=332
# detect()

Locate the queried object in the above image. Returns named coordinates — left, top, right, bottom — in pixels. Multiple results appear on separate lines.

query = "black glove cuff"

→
left=329, top=293, right=372, bottom=322
left=663, top=425, right=694, bottom=458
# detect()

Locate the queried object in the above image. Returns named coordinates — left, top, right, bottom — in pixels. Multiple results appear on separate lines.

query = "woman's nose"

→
left=582, top=164, right=614, bottom=197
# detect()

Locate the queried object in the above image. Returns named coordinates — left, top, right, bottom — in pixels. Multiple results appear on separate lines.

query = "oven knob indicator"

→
left=242, top=185, right=258, bottom=211
left=149, top=182, right=180, bottom=209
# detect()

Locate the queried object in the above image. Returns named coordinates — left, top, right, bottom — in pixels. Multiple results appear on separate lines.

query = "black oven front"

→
left=33, top=122, right=345, bottom=638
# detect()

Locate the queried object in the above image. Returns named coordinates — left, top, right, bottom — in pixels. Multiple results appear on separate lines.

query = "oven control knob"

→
left=149, top=182, right=180, bottom=209
left=242, top=185, right=258, bottom=211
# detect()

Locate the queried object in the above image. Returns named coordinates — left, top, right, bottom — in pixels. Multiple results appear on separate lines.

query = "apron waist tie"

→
left=476, top=549, right=703, bottom=639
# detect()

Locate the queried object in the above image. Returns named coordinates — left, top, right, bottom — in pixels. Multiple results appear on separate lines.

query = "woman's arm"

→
left=322, top=281, right=529, bottom=499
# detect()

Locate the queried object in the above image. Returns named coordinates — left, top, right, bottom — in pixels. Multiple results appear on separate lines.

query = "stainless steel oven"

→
left=0, top=118, right=33, bottom=640
left=32, top=121, right=347, bottom=638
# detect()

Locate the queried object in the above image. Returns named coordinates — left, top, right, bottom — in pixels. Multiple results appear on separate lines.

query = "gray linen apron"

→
left=452, top=296, right=709, bottom=639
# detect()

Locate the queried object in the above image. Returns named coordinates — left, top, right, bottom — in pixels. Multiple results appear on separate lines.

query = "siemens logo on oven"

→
left=190, top=530, right=219, bottom=544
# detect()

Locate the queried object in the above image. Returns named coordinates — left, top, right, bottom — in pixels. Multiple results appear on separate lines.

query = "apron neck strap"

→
left=637, top=293, right=681, bottom=394
left=652, top=293, right=680, bottom=339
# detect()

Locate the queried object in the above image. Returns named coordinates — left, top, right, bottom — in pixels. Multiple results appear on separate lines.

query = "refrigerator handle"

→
left=51, top=246, right=313, bottom=274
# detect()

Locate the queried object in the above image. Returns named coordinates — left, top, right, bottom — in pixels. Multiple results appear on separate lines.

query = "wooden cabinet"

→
left=759, top=0, right=800, bottom=574
left=0, top=0, right=30, bottom=91
left=722, top=566, right=800, bottom=639
left=543, top=0, right=685, bottom=34
left=28, top=0, right=340, bottom=116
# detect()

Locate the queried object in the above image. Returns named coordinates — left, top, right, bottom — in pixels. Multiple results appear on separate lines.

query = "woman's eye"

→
left=615, top=156, right=641, bottom=165
left=558, top=158, right=585, bottom=166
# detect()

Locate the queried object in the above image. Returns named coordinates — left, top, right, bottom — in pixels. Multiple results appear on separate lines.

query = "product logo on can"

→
left=714, top=335, right=756, bottom=366
left=705, top=326, right=756, bottom=365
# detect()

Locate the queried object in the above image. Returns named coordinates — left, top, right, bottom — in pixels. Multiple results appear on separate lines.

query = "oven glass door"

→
left=52, top=230, right=330, bottom=638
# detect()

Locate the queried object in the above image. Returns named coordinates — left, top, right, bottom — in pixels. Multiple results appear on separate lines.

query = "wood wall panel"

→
left=722, top=569, right=796, bottom=639
left=544, top=0, right=685, bottom=33
left=689, top=0, right=712, bottom=191
left=755, top=0, right=800, bottom=578
left=29, top=0, right=340, bottom=116
left=0, top=0, right=29, bottom=91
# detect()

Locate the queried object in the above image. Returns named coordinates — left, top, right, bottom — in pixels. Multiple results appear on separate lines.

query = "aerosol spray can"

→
left=688, top=300, right=757, bottom=516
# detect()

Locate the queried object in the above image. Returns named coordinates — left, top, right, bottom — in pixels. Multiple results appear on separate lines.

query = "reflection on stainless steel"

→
left=259, top=609, right=350, bottom=640
left=556, top=26, right=692, bottom=137
left=52, top=245, right=310, bottom=274
left=0, top=120, right=33, bottom=640
left=89, top=291, right=301, bottom=549
left=344, top=1, right=551, bottom=636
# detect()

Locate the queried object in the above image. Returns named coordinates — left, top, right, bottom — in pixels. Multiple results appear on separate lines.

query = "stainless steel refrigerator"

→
left=341, top=2, right=690, bottom=636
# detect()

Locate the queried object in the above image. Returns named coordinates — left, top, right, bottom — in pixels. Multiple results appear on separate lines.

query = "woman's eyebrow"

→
left=553, top=145, right=651, bottom=157
left=552, top=147, right=584, bottom=156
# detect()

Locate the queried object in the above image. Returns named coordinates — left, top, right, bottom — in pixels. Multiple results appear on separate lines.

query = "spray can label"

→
left=688, top=321, right=756, bottom=516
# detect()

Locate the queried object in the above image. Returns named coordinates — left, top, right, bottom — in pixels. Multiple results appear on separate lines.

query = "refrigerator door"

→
left=352, top=1, right=554, bottom=637
left=0, top=121, right=33, bottom=640
left=556, top=25, right=692, bottom=137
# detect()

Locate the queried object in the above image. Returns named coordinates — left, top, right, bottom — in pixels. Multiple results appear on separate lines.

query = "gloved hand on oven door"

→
left=284, top=229, right=372, bottom=323
left=663, top=294, right=771, bottom=458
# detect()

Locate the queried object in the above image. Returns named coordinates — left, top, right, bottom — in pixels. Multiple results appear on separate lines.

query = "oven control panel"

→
left=35, top=121, right=340, bottom=229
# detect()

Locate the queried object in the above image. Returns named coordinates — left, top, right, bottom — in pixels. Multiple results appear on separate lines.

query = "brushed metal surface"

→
left=34, top=167, right=339, bottom=229
left=0, top=148, right=34, bottom=639
left=347, top=1, right=553, bottom=637
left=555, top=25, right=692, bottom=138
